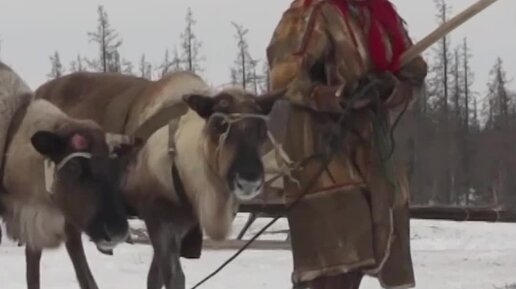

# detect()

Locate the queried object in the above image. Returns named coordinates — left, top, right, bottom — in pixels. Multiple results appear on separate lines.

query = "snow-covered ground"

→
left=1, top=214, right=516, bottom=289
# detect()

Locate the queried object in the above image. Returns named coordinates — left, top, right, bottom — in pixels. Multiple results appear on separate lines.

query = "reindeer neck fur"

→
left=132, top=108, right=235, bottom=241
left=4, top=99, right=72, bottom=192
left=1, top=99, right=74, bottom=249
left=175, top=110, right=236, bottom=240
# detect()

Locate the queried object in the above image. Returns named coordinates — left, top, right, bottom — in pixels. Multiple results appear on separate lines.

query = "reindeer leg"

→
left=144, top=216, right=185, bottom=289
left=26, top=246, right=42, bottom=289
left=170, top=254, right=185, bottom=289
left=64, top=224, right=99, bottom=289
left=147, top=251, right=164, bottom=289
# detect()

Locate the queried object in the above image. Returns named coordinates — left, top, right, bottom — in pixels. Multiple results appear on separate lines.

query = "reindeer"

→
left=0, top=62, right=135, bottom=289
left=35, top=71, right=281, bottom=289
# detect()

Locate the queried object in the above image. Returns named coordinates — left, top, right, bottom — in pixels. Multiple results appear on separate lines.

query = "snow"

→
left=1, top=215, right=516, bottom=289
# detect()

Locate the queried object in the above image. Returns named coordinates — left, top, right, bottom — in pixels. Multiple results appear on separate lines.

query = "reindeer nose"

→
left=101, top=216, right=129, bottom=245
left=234, top=174, right=264, bottom=201
left=103, top=225, right=113, bottom=242
left=236, top=177, right=263, bottom=191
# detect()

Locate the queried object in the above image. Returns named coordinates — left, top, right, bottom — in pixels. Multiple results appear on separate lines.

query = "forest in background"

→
left=2, top=1, right=514, bottom=208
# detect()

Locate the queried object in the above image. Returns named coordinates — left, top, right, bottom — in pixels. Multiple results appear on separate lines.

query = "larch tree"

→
left=485, top=57, right=511, bottom=129
left=47, top=51, right=64, bottom=79
left=424, top=0, right=454, bottom=204
left=259, top=61, right=271, bottom=93
left=462, top=38, right=475, bottom=130
left=428, top=0, right=453, bottom=120
left=69, top=54, right=85, bottom=72
left=180, top=8, right=203, bottom=73
left=157, top=49, right=172, bottom=78
left=230, top=22, right=258, bottom=92
left=122, top=58, right=135, bottom=75
left=139, top=54, right=153, bottom=80
left=87, top=5, right=123, bottom=72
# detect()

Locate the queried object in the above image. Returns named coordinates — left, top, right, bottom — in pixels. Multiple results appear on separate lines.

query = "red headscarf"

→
left=304, top=0, right=406, bottom=72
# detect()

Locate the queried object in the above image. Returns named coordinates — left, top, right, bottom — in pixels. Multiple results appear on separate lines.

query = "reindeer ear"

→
left=183, top=94, right=214, bottom=119
left=31, top=131, right=67, bottom=158
left=255, top=88, right=286, bottom=115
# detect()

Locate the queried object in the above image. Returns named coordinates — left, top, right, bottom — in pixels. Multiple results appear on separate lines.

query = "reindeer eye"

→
left=219, top=99, right=230, bottom=108
left=61, top=159, right=83, bottom=180
left=259, top=123, right=268, bottom=139
left=209, top=115, right=229, bottom=134
left=213, top=119, right=228, bottom=134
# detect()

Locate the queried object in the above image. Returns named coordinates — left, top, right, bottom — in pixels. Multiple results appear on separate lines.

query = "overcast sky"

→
left=0, top=0, right=514, bottom=96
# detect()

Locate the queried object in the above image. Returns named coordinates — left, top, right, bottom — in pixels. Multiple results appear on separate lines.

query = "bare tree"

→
left=230, top=67, right=238, bottom=86
left=462, top=38, right=475, bottom=130
left=431, top=0, right=453, bottom=119
left=171, top=48, right=182, bottom=72
left=471, top=97, right=479, bottom=131
left=107, top=50, right=121, bottom=73
left=157, top=49, right=172, bottom=78
left=47, top=51, right=64, bottom=79
left=485, top=57, right=511, bottom=129
left=180, top=8, right=203, bottom=73
left=230, top=22, right=258, bottom=91
left=260, top=62, right=271, bottom=93
left=451, top=48, right=463, bottom=121
left=87, top=5, right=123, bottom=72
left=455, top=38, right=476, bottom=205
left=139, top=54, right=153, bottom=80
left=156, top=48, right=184, bottom=78
left=421, top=0, right=454, bottom=204
left=69, top=54, right=85, bottom=72
left=122, top=58, right=134, bottom=75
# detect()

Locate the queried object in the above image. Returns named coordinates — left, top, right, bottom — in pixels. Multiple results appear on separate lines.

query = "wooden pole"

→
left=240, top=199, right=516, bottom=223
left=410, top=206, right=516, bottom=223
left=401, top=0, right=500, bottom=66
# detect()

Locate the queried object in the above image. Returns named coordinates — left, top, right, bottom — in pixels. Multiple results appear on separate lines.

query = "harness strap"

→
left=171, top=162, right=189, bottom=208
left=168, top=118, right=203, bottom=259
left=168, top=119, right=190, bottom=207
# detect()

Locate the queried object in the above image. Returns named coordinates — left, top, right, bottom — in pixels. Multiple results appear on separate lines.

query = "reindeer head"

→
left=31, top=125, right=139, bottom=252
left=183, top=88, right=282, bottom=201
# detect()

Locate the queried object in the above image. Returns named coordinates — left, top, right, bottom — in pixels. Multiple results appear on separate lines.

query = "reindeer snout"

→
left=233, top=174, right=264, bottom=201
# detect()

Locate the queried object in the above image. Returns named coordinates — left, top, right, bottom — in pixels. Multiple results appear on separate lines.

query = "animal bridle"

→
left=207, top=112, right=299, bottom=192
left=44, top=152, right=93, bottom=194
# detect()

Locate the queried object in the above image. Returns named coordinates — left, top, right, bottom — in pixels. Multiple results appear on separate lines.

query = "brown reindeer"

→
left=0, top=62, right=135, bottom=289
left=35, top=71, right=280, bottom=289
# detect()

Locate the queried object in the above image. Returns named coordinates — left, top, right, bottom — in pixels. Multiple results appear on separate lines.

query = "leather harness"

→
left=167, top=118, right=190, bottom=207
left=167, top=117, right=203, bottom=259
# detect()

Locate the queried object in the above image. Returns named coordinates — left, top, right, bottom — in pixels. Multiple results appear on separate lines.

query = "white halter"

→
left=208, top=112, right=299, bottom=188
left=44, top=152, right=93, bottom=194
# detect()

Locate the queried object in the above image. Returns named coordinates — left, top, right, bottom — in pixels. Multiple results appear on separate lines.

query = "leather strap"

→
left=168, top=118, right=203, bottom=259
left=168, top=119, right=189, bottom=207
